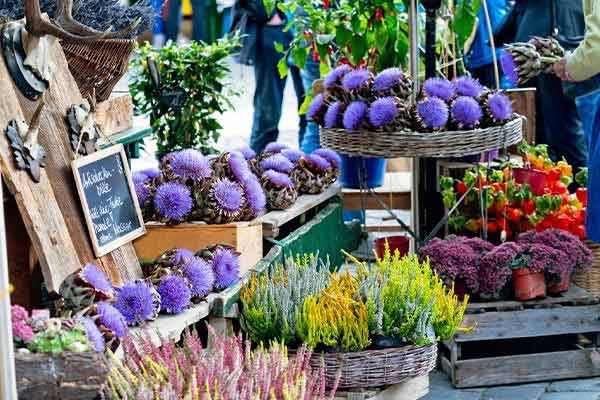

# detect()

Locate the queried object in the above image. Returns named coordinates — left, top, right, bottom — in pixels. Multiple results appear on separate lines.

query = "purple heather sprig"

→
left=212, top=178, right=245, bottom=214
left=183, top=257, right=215, bottom=298
left=212, top=247, right=240, bottom=290
left=80, top=316, right=105, bottom=352
left=154, top=182, right=193, bottom=221
left=262, top=169, right=294, bottom=189
left=259, top=154, right=294, bottom=173
left=368, top=97, right=398, bottom=128
left=313, top=148, right=341, bottom=168
left=453, top=76, right=485, bottom=97
left=342, top=69, right=371, bottom=91
left=324, top=64, right=352, bottom=89
left=96, top=302, right=128, bottom=339
left=115, top=281, right=160, bottom=326
left=343, top=101, right=368, bottom=131
left=478, top=242, right=520, bottom=298
left=518, top=229, right=593, bottom=273
left=487, top=92, right=513, bottom=122
left=324, top=101, right=345, bottom=129
left=81, top=263, right=114, bottom=298
left=373, top=67, right=403, bottom=93
left=417, top=97, right=449, bottom=129
left=451, top=96, right=483, bottom=127
left=168, top=149, right=212, bottom=180
left=157, top=275, right=191, bottom=314
left=423, top=77, right=455, bottom=101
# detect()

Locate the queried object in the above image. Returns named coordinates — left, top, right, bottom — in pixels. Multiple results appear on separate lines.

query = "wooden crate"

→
left=133, top=221, right=263, bottom=276
left=440, top=285, right=600, bottom=388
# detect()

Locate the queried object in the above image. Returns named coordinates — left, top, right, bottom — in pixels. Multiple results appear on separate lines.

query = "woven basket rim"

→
left=311, top=342, right=436, bottom=357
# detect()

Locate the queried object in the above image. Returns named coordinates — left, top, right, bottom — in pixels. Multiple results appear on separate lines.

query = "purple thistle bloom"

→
left=417, top=97, right=449, bottom=129
left=343, top=101, right=368, bottom=131
left=324, top=64, right=352, bottom=89
left=212, top=247, right=240, bottom=289
left=453, top=76, right=484, bottom=97
left=500, top=50, right=519, bottom=85
left=306, top=153, right=331, bottom=171
left=133, top=171, right=149, bottom=185
left=451, top=96, right=483, bottom=127
left=169, top=149, right=212, bottom=180
left=235, top=147, right=257, bottom=160
left=281, top=148, right=305, bottom=163
left=324, top=101, right=345, bottom=129
left=368, top=97, right=398, bottom=127
left=307, top=94, right=326, bottom=121
left=138, top=168, right=161, bottom=181
left=243, top=176, right=267, bottom=215
left=487, top=92, right=513, bottom=121
left=313, top=148, right=341, bottom=168
left=81, top=263, right=114, bottom=297
left=157, top=275, right=191, bottom=314
left=423, top=77, right=455, bottom=101
left=80, top=317, right=105, bottom=352
left=173, top=248, right=195, bottom=265
left=263, top=169, right=294, bottom=188
left=183, top=257, right=215, bottom=298
left=228, top=152, right=252, bottom=183
left=134, top=180, right=151, bottom=206
left=373, top=67, right=403, bottom=93
left=342, top=69, right=371, bottom=91
left=265, top=142, right=289, bottom=153
left=259, top=154, right=294, bottom=173
left=96, top=302, right=128, bottom=339
left=154, top=182, right=193, bottom=221
left=115, top=281, right=159, bottom=325
left=213, top=178, right=245, bottom=213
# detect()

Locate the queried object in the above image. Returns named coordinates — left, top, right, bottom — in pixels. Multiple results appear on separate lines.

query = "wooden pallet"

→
left=440, top=285, right=600, bottom=388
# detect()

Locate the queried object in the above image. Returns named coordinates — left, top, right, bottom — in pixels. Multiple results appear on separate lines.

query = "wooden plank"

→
left=452, top=350, right=600, bottom=388
left=507, top=88, right=536, bottom=145
left=260, top=184, right=341, bottom=237
left=456, top=304, right=600, bottom=342
left=343, top=172, right=411, bottom=211
left=0, top=57, right=81, bottom=293
left=95, top=93, right=133, bottom=136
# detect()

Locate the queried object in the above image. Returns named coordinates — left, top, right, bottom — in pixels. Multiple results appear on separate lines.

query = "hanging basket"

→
left=321, top=117, right=524, bottom=159
left=61, top=39, right=135, bottom=102
left=309, top=344, right=437, bottom=389
left=572, top=239, right=600, bottom=296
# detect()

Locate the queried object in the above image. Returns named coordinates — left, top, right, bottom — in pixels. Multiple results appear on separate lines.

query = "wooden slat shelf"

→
left=343, top=172, right=411, bottom=211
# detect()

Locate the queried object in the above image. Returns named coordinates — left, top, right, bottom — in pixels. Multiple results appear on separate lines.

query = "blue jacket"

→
left=466, top=0, right=512, bottom=70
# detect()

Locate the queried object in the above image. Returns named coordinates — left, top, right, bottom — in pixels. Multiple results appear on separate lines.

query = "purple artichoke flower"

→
left=324, top=64, right=352, bottom=89
left=213, top=178, right=245, bottom=214
left=169, top=149, right=212, bottom=180
left=324, top=101, right=345, bottom=129
left=487, top=92, right=513, bottom=121
left=342, top=69, right=371, bottom=91
left=134, top=180, right=151, bottom=206
left=281, top=148, right=305, bottom=163
left=259, top=154, right=294, bottom=173
left=423, top=77, right=455, bottom=101
left=306, top=153, right=331, bottom=171
left=228, top=152, right=252, bottom=183
left=451, top=96, right=483, bottom=127
left=243, top=175, right=267, bottom=216
left=79, top=317, right=105, bottom=352
left=343, top=101, right=368, bottom=131
left=138, top=168, right=161, bottom=181
left=373, top=67, right=403, bottom=93
left=183, top=257, right=215, bottom=298
left=265, top=142, right=289, bottom=153
left=115, top=281, right=159, bottom=325
left=133, top=171, right=149, bottom=185
left=313, top=148, right=341, bottom=168
left=417, top=97, right=449, bottom=129
left=173, top=248, right=195, bottom=265
left=154, top=182, right=193, bottom=221
left=235, top=147, right=257, bottom=160
left=96, top=302, right=128, bottom=339
left=212, top=247, right=240, bottom=289
left=453, top=76, right=484, bottom=97
left=81, top=263, right=114, bottom=297
left=263, top=169, right=294, bottom=188
left=307, top=93, right=326, bottom=121
left=368, top=97, right=398, bottom=127
left=500, top=50, right=519, bottom=85
left=157, top=275, right=191, bottom=314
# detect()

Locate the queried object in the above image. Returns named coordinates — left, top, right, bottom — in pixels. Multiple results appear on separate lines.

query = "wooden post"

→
left=0, top=176, right=18, bottom=399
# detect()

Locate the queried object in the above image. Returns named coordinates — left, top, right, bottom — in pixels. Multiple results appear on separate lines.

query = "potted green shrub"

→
left=129, top=37, right=239, bottom=158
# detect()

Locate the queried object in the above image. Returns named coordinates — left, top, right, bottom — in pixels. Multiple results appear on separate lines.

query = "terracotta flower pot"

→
left=513, top=168, right=547, bottom=196
left=374, top=236, right=410, bottom=259
left=512, top=268, right=546, bottom=301
left=548, top=275, right=570, bottom=295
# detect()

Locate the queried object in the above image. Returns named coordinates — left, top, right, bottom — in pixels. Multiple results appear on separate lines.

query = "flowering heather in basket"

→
left=107, top=327, right=339, bottom=399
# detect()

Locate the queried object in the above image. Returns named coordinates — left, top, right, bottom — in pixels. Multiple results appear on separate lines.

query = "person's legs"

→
left=289, top=65, right=307, bottom=148
left=221, top=7, right=232, bottom=37
left=191, top=0, right=208, bottom=42
left=300, top=58, right=321, bottom=153
left=164, top=0, right=182, bottom=42
left=250, top=26, right=290, bottom=154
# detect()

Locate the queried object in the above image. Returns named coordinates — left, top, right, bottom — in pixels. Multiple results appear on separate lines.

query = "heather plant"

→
left=240, top=254, right=331, bottom=345
left=107, top=327, right=339, bottom=400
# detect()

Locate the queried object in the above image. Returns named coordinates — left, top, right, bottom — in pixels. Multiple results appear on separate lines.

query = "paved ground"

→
left=424, top=371, right=600, bottom=400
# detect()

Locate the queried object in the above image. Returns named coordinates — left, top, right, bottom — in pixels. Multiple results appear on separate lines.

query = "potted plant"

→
left=477, top=242, right=520, bottom=300
left=129, top=37, right=239, bottom=158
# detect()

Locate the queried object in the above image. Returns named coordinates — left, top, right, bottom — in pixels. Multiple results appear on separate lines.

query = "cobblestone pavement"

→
left=424, top=371, right=600, bottom=400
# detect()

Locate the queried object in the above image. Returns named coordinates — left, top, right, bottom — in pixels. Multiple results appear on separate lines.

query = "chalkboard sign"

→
left=72, top=145, right=145, bottom=257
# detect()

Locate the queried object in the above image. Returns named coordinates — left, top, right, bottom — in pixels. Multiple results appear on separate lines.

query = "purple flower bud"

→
left=313, top=148, right=341, bottom=168
left=265, top=142, right=289, bottom=153
left=417, top=97, right=449, bottom=129
left=157, top=275, right=191, bottom=314
left=212, top=247, right=240, bottom=289
left=342, top=69, right=371, bottom=91
left=307, top=93, right=326, bottom=121
left=81, top=263, right=114, bottom=297
left=173, top=248, right=195, bottom=265
left=368, top=97, right=398, bottom=127
left=183, top=257, right=215, bottom=298
left=343, top=101, right=368, bottom=131
left=373, top=67, right=403, bottom=93
left=305, top=153, right=331, bottom=171
left=154, top=182, right=193, bottom=221
left=243, top=176, right=267, bottom=216
left=324, top=101, right=345, bottom=129
left=487, top=92, right=513, bottom=121
left=79, top=317, right=105, bottom=352
left=453, top=76, right=484, bottom=97
left=324, top=64, right=352, bottom=89
left=259, top=154, right=294, bottom=173
left=96, top=302, right=128, bottom=339
left=114, top=281, right=160, bottom=325
left=263, top=169, right=294, bottom=188
left=168, top=149, right=212, bottom=180
left=500, top=51, right=519, bottom=86
left=281, top=148, right=305, bottom=163
left=451, top=96, right=483, bottom=127
left=212, top=178, right=245, bottom=214
left=235, top=147, right=257, bottom=160
left=138, top=168, right=161, bottom=181
left=423, top=77, right=455, bottom=101
left=228, top=152, right=252, bottom=183
left=134, top=180, right=151, bottom=206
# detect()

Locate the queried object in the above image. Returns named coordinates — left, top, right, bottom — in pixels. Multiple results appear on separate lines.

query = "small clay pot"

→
left=513, top=268, right=546, bottom=301
left=513, top=168, right=547, bottom=196
left=548, top=275, right=570, bottom=295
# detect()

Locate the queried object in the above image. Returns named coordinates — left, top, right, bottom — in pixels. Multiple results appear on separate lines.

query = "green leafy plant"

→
left=130, top=37, right=239, bottom=157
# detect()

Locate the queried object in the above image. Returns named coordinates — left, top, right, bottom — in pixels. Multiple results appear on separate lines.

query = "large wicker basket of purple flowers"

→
left=311, top=66, right=523, bottom=158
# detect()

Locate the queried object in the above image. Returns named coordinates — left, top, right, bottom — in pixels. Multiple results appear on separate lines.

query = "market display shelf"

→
left=343, top=172, right=412, bottom=212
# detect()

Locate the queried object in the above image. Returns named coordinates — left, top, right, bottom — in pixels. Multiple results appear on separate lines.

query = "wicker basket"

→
left=321, top=117, right=523, bottom=158
left=309, top=344, right=437, bottom=389
left=61, top=39, right=135, bottom=102
left=573, top=239, right=600, bottom=296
